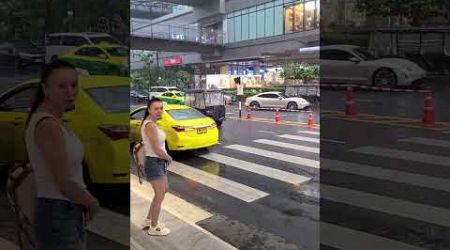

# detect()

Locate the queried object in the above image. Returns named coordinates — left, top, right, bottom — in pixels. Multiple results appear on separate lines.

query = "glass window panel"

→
left=265, top=2, right=274, bottom=8
left=257, top=9, right=265, bottom=38
left=305, top=1, right=315, bottom=30
left=257, top=4, right=265, bottom=10
left=275, top=0, right=283, bottom=6
left=294, top=3, right=304, bottom=32
left=284, top=0, right=295, bottom=4
left=235, top=16, right=242, bottom=42
left=242, top=8, right=249, bottom=14
left=228, top=18, right=235, bottom=43
left=249, top=7, right=257, bottom=12
left=265, top=7, right=274, bottom=37
left=316, top=0, right=320, bottom=27
left=223, top=19, right=228, bottom=43
left=274, top=5, right=284, bottom=35
left=249, top=12, right=257, bottom=39
left=242, top=14, right=249, bottom=41
left=284, top=6, right=294, bottom=33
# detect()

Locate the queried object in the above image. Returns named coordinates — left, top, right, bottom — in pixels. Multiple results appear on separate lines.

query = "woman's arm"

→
left=144, top=122, right=172, bottom=163
left=34, top=118, right=99, bottom=216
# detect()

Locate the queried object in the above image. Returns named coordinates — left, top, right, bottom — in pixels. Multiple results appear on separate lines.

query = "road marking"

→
left=199, top=152, right=311, bottom=185
left=297, top=130, right=320, bottom=136
left=258, top=130, right=276, bottom=134
left=130, top=177, right=237, bottom=250
left=322, top=184, right=450, bottom=228
left=321, top=222, right=426, bottom=250
left=322, top=159, right=450, bottom=193
left=321, top=138, right=346, bottom=144
left=278, top=134, right=319, bottom=143
left=398, top=137, right=450, bottom=148
left=254, top=139, right=320, bottom=154
left=170, top=161, right=269, bottom=202
left=351, top=146, right=450, bottom=166
left=225, top=144, right=319, bottom=169
left=86, top=208, right=130, bottom=246
left=130, top=174, right=212, bottom=223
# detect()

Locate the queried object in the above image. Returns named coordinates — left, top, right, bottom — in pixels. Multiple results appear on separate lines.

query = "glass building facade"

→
left=224, top=0, right=319, bottom=44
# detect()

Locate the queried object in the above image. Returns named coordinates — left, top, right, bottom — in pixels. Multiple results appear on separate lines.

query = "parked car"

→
left=149, top=86, right=181, bottom=99
left=45, top=32, right=122, bottom=63
left=60, top=44, right=128, bottom=76
left=130, top=90, right=148, bottom=102
left=317, top=45, right=426, bottom=87
left=0, top=76, right=130, bottom=186
left=0, top=41, right=44, bottom=68
left=245, top=91, right=311, bottom=110
left=130, top=104, right=219, bottom=151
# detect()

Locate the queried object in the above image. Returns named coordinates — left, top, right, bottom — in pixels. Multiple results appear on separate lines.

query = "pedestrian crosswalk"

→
left=129, top=130, right=450, bottom=249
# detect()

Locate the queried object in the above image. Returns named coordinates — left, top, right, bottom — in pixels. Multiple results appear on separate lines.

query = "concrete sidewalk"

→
left=130, top=175, right=237, bottom=250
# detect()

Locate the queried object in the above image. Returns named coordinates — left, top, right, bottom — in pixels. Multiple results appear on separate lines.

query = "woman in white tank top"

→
left=140, top=98, right=172, bottom=236
left=25, top=60, right=99, bottom=250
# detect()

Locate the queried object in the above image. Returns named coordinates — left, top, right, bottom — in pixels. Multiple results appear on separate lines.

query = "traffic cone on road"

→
left=422, top=92, right=435, bottom=126
left=345, top=86, right=357, bottom=117
left=275, top=109, right=282, bottom=123
left=246, top=108, right=252, bottom=120
left=308, top=112, right=314, bottom=128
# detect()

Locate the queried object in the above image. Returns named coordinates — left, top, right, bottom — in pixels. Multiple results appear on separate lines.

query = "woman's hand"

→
left=85, top=197, right=100, bottom=222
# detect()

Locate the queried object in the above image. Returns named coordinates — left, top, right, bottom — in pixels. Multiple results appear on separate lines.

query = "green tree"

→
left=281, top=63, right=319, bottom=83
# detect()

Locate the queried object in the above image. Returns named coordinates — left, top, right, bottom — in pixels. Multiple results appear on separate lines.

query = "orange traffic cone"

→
left=246, top=108, right=252, bottom=119
left=345, top=86, right=357, bottom=117
left=422, top=92, right=435, bottom=126
left=275, top=109, right=282, bottom=123
left=308, top=112, right=314, bottom=128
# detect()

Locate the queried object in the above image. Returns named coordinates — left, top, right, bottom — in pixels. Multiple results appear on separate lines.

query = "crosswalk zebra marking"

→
left=322, top=184, right=450, bottom=228
left=398, top=137, right=450, bottom=148
left=278, top=134, right=320, bottom=143
left=322, top=159, right=450, bottom=193
left=225, top=144, right=319, bottom=169
left=297, top=130, right=320, bottom=136
left=321, top=222, right=426, bottom=250
left=86, top=208, right=130, bottom=246
left=170, top=161, right=269, bottom=202
left=254, top=139, right=320, bottom=154
left=199, top=152, right=311, bottom=185
left=351, top=146, right=450, bottom=166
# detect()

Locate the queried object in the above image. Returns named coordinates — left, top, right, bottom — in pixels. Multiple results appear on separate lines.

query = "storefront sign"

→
left=163, top=56, right=182, bottom=66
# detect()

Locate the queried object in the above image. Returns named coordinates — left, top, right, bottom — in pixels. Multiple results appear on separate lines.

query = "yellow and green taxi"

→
left=130, top=104, right=219, bottom=151
left=60, top=44, right=129, bottom=76
left=157, top=91, right=185, bottom=105
left=0, top=76, right=129, bottom=185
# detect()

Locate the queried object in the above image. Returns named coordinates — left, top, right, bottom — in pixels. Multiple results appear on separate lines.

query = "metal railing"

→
left=131, top=22, right=225, bottom=46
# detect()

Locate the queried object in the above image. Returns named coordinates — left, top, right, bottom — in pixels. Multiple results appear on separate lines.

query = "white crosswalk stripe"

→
left=169, top=161, right=269, bottom=202
left=322, top=184, right=450, bottom=228
left=351, top=146, right=450, bottom=166
left=199, top=152, right=311, bottom=185
left=225, top=144, right=320, bottom=169
left=297, top=130, right=320, bottom=136
left=254, top=139, right=320, bottom=153
left=398, top=137, right=450, bottom=148
left=278, top=134, right=320, bottom=143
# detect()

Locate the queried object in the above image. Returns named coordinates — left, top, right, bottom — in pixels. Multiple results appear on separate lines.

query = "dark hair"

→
left=26, top=60, right=77, bottom=125
left=142, top=97, right=163, bottom=124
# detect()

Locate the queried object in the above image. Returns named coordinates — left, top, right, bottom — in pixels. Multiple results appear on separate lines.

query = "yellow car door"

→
left=129, top=107, right=146, bottom=144
left=0, top=84, right=36, bottom=164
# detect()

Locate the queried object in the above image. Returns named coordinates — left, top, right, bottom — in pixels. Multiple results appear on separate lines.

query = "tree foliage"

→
left=281, top=63, right=319, bottom=82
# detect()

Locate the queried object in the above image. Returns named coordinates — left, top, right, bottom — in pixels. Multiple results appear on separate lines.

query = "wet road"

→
left=131, top=112, right=320, bottom=250
left=320, top=76, right=450, bottom=249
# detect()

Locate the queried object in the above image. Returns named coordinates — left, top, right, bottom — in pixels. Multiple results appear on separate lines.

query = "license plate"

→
left=197, top=127, right=207, bottom=134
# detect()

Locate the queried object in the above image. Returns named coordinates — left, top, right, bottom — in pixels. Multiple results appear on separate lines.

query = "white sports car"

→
left=245, top=91, right=311, bottom=110
left=318, top=45, right=426, bottom=87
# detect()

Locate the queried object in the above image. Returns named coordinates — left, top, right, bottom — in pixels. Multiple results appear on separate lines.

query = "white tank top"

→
left=141, top=119, right=166, bottom=158
left=25, top=111, right=86, bottom=200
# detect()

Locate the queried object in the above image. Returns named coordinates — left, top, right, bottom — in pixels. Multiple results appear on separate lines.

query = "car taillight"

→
left=98, top=124, right=129, bottom=140
left=172, top=125, right=194, bottom=132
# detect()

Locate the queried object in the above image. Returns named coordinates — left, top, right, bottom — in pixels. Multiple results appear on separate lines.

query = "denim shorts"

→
left=145, top=156, right=167, bottom=181
left=35, top=198, right=86, bottom=250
